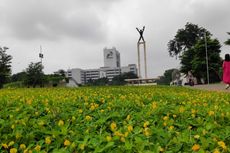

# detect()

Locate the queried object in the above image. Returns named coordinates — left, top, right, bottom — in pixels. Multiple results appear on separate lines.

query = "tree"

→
left=168, top=23, right=210, bottom=57
left=86, top=77, right=109, bottom=86
left=11, top=72, right=27, bottom=82
left=156, top=69, right=177, bottom=85
left=224, top=32, right=230, bottom=45
left=0, top=47, right=12, bottom=88
left=111, top=72, right=138, bottom=85
left=168, top=23, right=222, bottom=83
left=25, top=62, right=44, bottom=87
left=180, top=38, right=222, bottom=83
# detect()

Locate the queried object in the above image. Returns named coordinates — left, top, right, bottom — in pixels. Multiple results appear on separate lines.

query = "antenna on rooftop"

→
left=39, top=45, right=44, bottom=65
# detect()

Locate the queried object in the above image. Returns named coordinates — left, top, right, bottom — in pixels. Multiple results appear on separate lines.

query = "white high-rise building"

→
left=66, top=47, right=137, bottom=86
left=104, top=47, right=120, bottom=68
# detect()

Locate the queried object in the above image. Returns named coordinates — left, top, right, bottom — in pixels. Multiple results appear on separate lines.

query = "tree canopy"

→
left=168, top=23, right=211, bottom=57
left=224, top=32, right=230, bottom=46
left=0, top=47, right=12, bottom=88
left=168, top=23, right=222, bottom=83
left=156, top=69, right=177, bottom=85
left=25, top=62, right=44, bottom=87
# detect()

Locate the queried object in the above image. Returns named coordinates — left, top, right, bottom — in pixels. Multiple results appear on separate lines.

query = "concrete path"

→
left=188, top=83, right=230, bottom=93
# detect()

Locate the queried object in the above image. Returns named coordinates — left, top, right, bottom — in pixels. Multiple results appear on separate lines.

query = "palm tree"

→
left=224, top=32, right=230, bottom=45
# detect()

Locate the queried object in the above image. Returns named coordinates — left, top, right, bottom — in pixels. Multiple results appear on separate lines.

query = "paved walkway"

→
left=188, top=83, right=230, bottom=93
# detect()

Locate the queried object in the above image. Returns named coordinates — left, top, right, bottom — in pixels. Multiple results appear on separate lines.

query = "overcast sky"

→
left=0, top=0, right=230, bottom=77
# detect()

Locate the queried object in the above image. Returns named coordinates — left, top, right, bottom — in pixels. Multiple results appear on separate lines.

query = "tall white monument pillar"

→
left=136, top=26, right=147, bottom=79
left=137, top=41, right=147, bottom=79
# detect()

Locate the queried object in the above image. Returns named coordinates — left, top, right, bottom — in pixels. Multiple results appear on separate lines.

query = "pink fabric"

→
left=223, top=61, right=230, bottom=84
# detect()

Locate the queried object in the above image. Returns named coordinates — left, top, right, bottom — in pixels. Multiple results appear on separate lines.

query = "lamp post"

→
left=204, top=32, right=209, bottom=84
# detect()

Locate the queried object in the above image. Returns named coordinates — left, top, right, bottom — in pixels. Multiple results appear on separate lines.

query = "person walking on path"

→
left=223, top=54, right=230, bottom=89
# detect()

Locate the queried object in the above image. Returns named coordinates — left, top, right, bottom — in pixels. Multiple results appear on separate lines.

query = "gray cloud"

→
left=0, top=0, right=229, bottom=77
left=0, top=0, right=119, bottom=42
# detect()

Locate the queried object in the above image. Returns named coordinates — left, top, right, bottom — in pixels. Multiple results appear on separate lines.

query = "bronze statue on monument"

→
left=136, top=26, right=145, bottom=42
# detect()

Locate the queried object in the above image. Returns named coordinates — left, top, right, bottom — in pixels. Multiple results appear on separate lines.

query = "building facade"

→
left=104, top=47, right=120, bottom=68
left=66, top=47, right=137, bottom=86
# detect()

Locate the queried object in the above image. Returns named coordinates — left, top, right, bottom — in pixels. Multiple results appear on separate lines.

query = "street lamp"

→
left=204, top=32, right=210, bottom=84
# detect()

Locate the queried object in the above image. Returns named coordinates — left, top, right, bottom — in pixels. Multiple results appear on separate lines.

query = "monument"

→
left=136, top=26, right=147, bottom=79
left=125, top=26, right=159, bottom=85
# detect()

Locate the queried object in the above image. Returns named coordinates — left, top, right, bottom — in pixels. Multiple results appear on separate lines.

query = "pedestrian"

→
left=223, top=54, right=230, bottom=89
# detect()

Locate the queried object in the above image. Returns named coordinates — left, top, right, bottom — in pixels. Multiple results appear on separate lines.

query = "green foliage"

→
left=168, top=23, right=210, bottom=57
left=11, top=72, right=27, bottom=82
left=86, top=72, right=137, bottom=86
left=0, top=47, right=12, bottom=88
left=24, top=62, right=44, bottom=87
left=0, top=86, right=229, bottom=152
left=111, top=72, right=138, bottom=85
left=168, top=23, right=222, bottom=83
left=180, top=38, right=222, bottom=83
left=157, top=69, right=177, bottom=85
left=3, top=81, right=24, bottom=88
left=86, top=77, right=109, bottom=86
left=224, top=32, right=230, bottom=45
left=45, top=74, right=66, bottom=87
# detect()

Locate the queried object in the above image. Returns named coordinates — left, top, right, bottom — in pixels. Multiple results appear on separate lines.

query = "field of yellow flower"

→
left=0, top=86, right=229, bottom=152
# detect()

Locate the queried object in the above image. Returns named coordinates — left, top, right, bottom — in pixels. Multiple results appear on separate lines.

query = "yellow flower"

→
left=143, top=121, right=150, bottom=128
left=124, top=132, right=129, bottom=137
left=58, top=120, right=64, bottom=126
left=79, top=109, right=83, bottom=113
left=159, top=147, right=164, bottom=152
left=2, top=143, right=8, bottom=149
left=11, top=124, right=15, bottom=129
left=168, top=126, right=174, bottom=130
left=163, top=122, right=167, bottom=126
left=202, top=129, right=207, bottom=135
left=100, top=109, right=105, bottom=113
left=110, top=122, right=117, bottom=131
left=143, top=128, right=151, bottom=136
left=90, top=105, right=95, bottom=110
left=106, top=136, right=112, bottom=142
left=173, top=114, right=177, bottom=118
left=192, top=144, right=200, bottom=152
left=152, top=102, right=157, bottom=109
left=80, top=144, right=85, bottom=150
left=179, top=106, right=185, bottom=113
left=191, top=109, right=196, bottom=114
left=8, top=141, right=15, bottom=146
left=127, top=125, right=133, bottom=132
left=114, top=131, right=123, bottom=137
left=72, top=116, right=76, bottom=121
left=45, top=137, right=51, bottom=145
left=213, top=149, right=220, bottom=153
left=64, top=139, right=71, bottom=146
left=10, top=148, right=17, bottom=153
left=194, top=135, right=200, bottom=139
left=20, top=144, right=26, bottom=150
left=34, top=145, right=41, bottom=151
left=218, top=141, right=227, bottom=150
left=85, top=115, right=92, bottom=121
left=163, top=116, right=168, bottom=121
left=120, top=137, right=125, bottom=142
left=126, top=115, right=131, bottom=120
left=208, top=111, right=215, bottom=116
left=16, top=133, right=21, bottom=139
